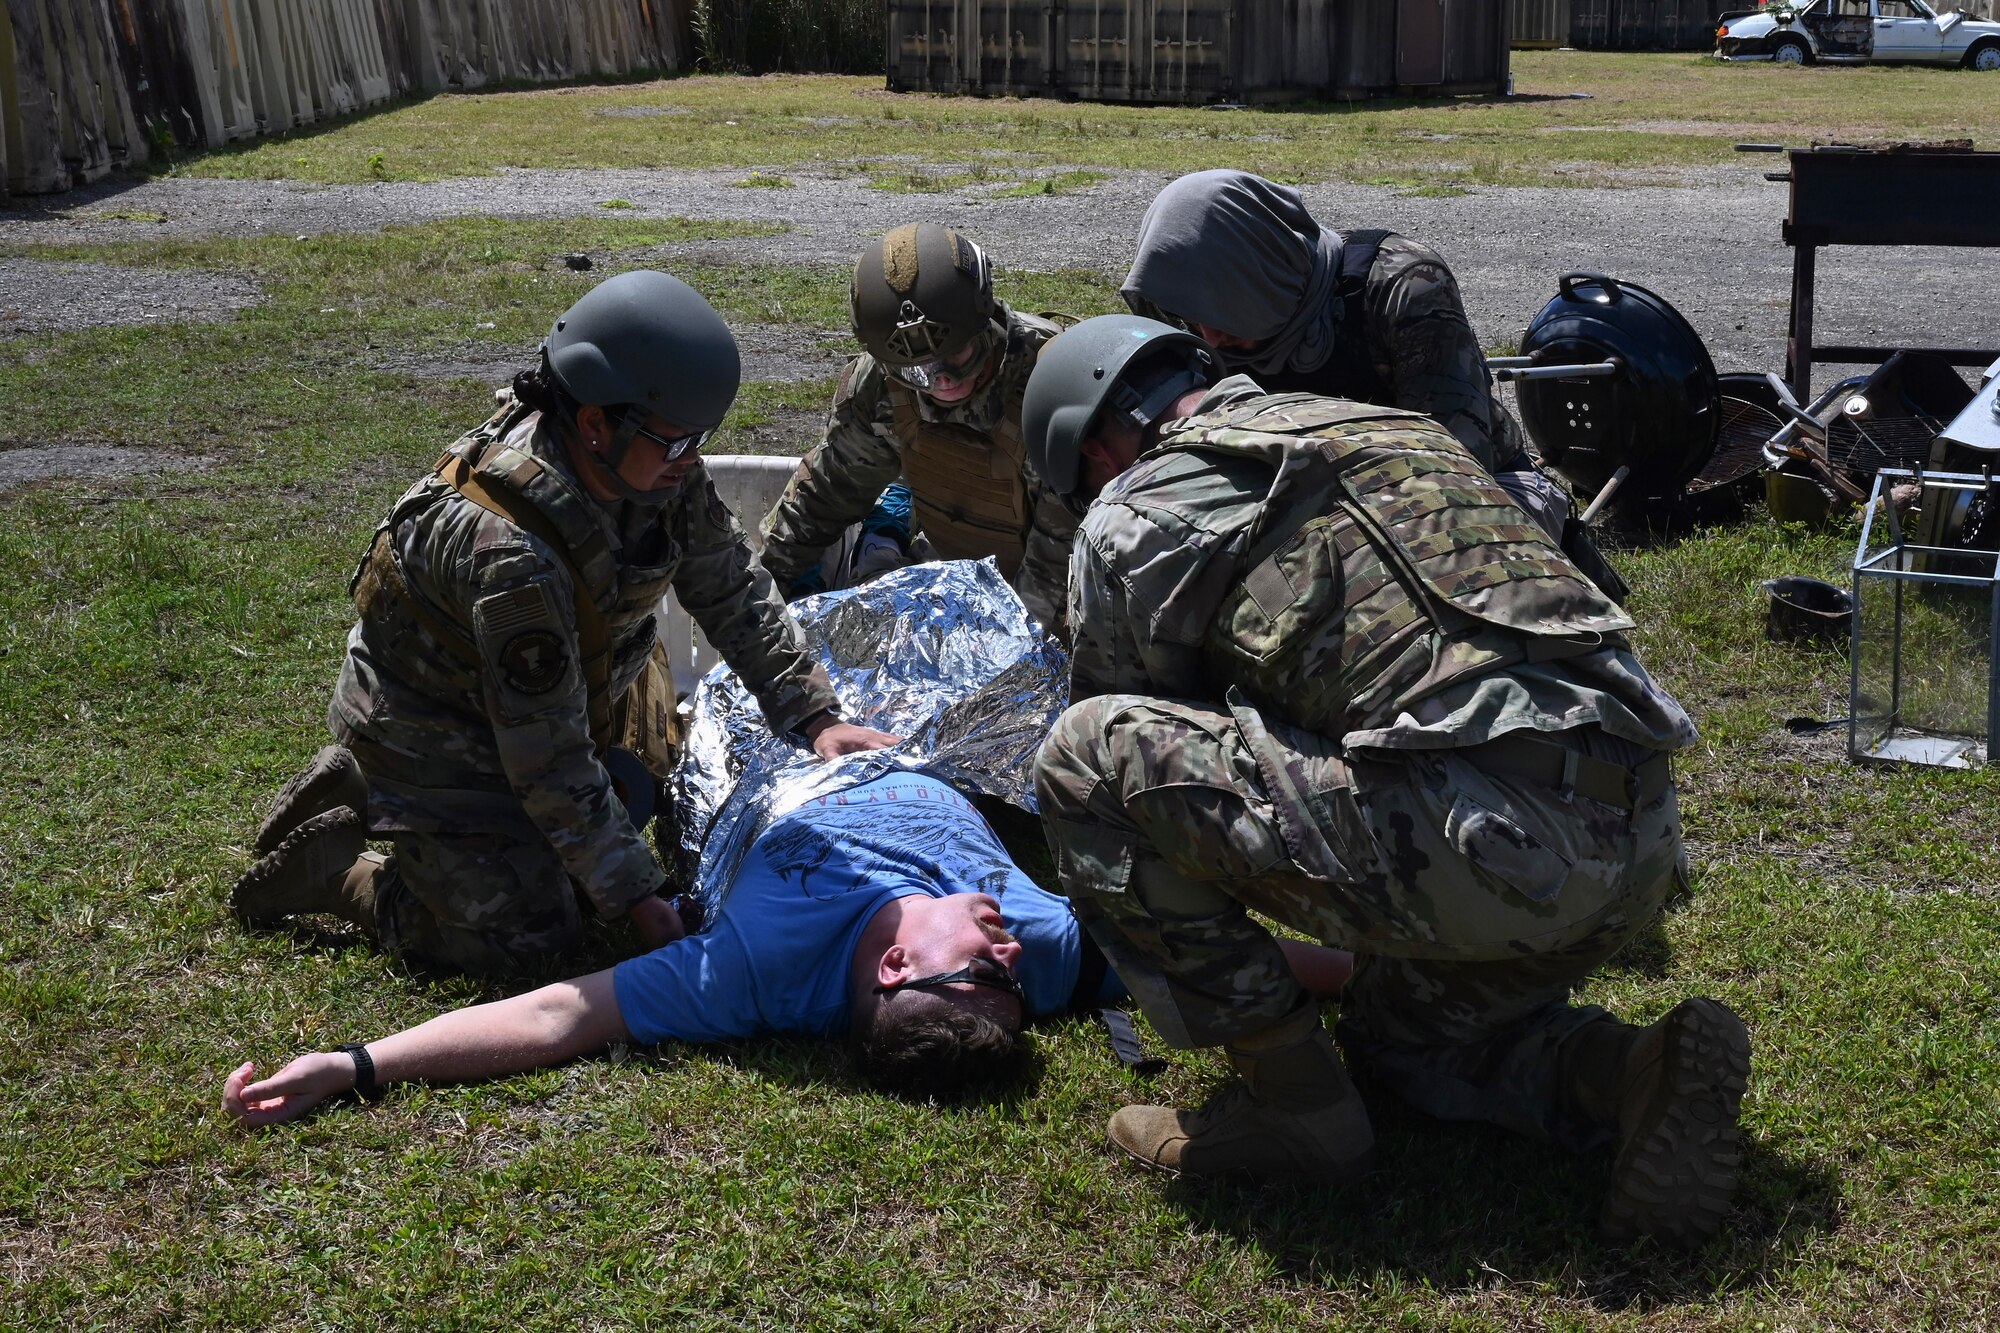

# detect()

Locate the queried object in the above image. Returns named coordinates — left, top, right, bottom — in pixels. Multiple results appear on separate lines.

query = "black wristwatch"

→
left=337, top=1042, right=383, bottom=1103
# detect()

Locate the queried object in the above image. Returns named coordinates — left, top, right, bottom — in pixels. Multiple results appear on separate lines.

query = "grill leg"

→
left=1785, top=241, right=1818, bottom=401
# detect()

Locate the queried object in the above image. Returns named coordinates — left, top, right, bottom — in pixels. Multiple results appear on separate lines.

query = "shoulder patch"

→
left=479, top=583, right=554, bottom=637
left=498, top=629, right=569, bottom=695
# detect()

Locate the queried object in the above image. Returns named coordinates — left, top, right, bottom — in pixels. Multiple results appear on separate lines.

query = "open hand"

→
left=803, top=716, right=902, bottom=760
left=221, top=1054, right=353, bottom=1127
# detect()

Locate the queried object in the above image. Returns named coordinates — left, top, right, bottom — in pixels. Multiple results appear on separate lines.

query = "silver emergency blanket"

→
left=669, top=559, right=1069, bottom=918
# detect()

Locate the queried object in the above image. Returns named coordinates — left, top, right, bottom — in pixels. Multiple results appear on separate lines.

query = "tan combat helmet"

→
left=850, top=223, right=1001, bottom=392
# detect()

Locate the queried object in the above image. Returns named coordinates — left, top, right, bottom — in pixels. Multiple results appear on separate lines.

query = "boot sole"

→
left=1600, top=998, right=1751, bottom=1247
left=255, top=745, right=367, bottom=855
left=232, top=806, right=367, bottom=929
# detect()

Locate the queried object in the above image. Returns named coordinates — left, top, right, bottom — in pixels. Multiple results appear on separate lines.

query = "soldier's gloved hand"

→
left=627, top=893, right=685, bottom=950
left=802, top=712, right=901, bottom=760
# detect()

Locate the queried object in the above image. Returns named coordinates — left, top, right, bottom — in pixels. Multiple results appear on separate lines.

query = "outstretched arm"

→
left=222, top=970, right=630, bottom=1127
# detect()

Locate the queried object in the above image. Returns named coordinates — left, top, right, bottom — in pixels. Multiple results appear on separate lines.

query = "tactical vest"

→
left=887, top=379, right=1032, bottom=574
left=1165, top=393, right=1634, bottom=737
left=349, top=403, right=677, bottom=755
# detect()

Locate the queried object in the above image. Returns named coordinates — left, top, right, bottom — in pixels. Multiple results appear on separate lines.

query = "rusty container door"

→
left=888, top=0, right=974, bottom=92
left=1397, top=0, right=1445, bottom=83
left=975, top=0, right=1053, bottom=93
left=1056, top=0, right=1233, bottom=103
left=1511, top=0, right=1571, bottom=47
left=1144, top=0, right=1235, bottom=101
left=1569, top=0, right=1609, bottom=47
left=1061, top=0, right=1138, bottom=100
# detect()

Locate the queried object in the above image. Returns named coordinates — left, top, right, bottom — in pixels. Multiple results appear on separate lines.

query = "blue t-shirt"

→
left=613, top=771, right=1121, bottom=1044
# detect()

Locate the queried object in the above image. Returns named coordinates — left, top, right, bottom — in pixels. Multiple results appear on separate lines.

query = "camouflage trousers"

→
left=1035, top=694, right=1683, bottom=1150
left=372, top=827, right=585, bottom=976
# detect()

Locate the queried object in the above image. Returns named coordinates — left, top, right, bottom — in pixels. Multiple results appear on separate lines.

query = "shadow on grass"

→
left=1153, top=1101, right=1842, bottom=1307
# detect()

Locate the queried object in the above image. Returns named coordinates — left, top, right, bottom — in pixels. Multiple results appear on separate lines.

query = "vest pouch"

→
left=614, top=636, right=683, bottom=785
left=1337, top=451, right=1633, bottom=642
left=1215, top=517, right=1341, bottom=667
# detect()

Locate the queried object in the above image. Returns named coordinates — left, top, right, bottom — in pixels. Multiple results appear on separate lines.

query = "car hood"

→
left=1722, top=14, right=1780, bottom=38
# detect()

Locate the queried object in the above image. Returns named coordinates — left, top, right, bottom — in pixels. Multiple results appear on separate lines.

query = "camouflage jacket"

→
left=330, top=404, right=838, bottom=918
left=1250, top=233, right=1529, bottom=475
left=757, top=306, right=1078, bottom=635
left=1068, top=379, right=1695, bottom=754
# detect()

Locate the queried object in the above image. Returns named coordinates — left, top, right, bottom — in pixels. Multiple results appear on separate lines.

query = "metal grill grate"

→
left=1826, top=414, right=1943, bottom=476
left=1687, top=394, right=1783, bottom=494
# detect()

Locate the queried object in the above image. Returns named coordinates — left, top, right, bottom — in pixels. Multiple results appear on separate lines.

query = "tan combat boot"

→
left=231, top=808, right=376, bottom=930
left=1576, top=999, right=1752, bottom=1246
left=1108, top=1007, right=1375, bottom=1183
left=255, top=744, right=368, bottom=854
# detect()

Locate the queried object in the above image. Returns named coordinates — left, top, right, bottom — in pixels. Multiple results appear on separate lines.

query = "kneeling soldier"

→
left=234, top=271, right=895, bottom=975
left=1021, top=315, right=1749, bottom=1245
left=758, top=223, right=1077, bottom=634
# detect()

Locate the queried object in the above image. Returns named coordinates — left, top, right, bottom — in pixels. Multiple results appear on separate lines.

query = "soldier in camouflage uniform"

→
left=758, top=224, right=1078, bottom=634
left=1123, top=169, right=1626, bottom=601
left=1020, top=316, right=1750, bottom=1245
left=231, top=272, right=897, bottom=976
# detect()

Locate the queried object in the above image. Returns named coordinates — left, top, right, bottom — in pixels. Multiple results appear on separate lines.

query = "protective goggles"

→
left=873, top=956, right=1025, bottom=1003
left=886, top=331, right=993, bottom=393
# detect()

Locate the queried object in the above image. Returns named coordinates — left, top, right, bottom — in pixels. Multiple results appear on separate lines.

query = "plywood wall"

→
left=2, top=0, right=691, bottom=195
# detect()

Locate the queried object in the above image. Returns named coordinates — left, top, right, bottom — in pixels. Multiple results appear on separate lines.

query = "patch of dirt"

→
left=0, top=259, right=261, bottom=337
left=0, top=443, right=219, bottom=496
left=727, top=407, right=822, bottom=456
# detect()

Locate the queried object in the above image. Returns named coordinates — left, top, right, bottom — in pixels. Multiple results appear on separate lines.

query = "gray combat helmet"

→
left=851, top=223, right=999, bottom=376
left=545, top=269, right=741, bottom=431
left=1022, top=315, right=1216, bottom=514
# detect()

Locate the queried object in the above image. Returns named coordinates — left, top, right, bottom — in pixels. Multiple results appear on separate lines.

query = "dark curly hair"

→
left=510, top=355, right=585, bottom=420
left=852, top=989, right=1023, bottom=1101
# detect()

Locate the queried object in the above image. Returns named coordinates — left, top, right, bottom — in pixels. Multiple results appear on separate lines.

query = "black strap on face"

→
left=575, top=407, right=659, bottom=505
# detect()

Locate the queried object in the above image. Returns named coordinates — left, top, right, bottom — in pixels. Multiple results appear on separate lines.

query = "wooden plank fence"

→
left=2, top=0, right=692, bottom=196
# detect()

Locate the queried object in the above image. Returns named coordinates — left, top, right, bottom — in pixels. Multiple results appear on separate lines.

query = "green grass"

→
left=155, top=53, right=2000, bottom=191
left=5, top=114, right=2000, bottom=1327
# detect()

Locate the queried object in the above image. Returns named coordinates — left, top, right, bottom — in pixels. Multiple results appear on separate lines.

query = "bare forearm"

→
left=223, top=971, right=632, bottom=1126
left=370, top=972, right=629, bottom=1086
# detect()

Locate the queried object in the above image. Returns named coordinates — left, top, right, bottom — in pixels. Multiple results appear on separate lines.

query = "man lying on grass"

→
left=224, top=766, right=1352, bottom=1123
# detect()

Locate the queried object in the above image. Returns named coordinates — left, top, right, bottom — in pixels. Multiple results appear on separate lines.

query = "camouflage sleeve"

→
left=1067, top=495, right=1220, bottom=702
left=456, top=518, right=666, bottom=920
left=757, top=355, right=908, bottom=591
left=670, top=463, right=840, bottom=735
left=1366, top=237, right=1524, bottom=474
left=1013, top=475, right=1079, bottom=642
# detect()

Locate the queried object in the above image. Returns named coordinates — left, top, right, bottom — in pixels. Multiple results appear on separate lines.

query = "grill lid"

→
left=1515, top=271, right=1720, bottom=501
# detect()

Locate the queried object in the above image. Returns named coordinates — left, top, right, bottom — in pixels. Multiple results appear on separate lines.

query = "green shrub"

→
left=693, top=0, right=885, bottom=74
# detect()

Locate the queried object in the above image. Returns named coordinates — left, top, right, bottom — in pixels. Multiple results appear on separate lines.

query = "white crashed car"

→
left=1716, top=0, right=2000, bottom=69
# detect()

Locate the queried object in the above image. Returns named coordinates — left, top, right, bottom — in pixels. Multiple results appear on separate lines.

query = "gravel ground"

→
left=3, top=162, right=1995, bottom=490
left=0, top=258, right=261, bottom=338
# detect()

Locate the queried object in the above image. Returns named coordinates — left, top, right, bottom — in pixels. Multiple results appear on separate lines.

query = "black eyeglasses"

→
left=630, top=420, right=711, bottom=463
left=874, top=956, right=1025, bottom=1003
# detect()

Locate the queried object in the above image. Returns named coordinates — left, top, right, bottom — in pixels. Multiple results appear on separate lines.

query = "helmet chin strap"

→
left=580, top=408, right=677, bottom=506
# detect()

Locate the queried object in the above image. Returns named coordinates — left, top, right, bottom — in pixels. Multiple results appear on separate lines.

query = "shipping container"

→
left=1570, top=0, right=1717, bottom=50
left=886, top=0, right=1510, bottom=102
left=1511, top=0, right=1572, bottom=48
